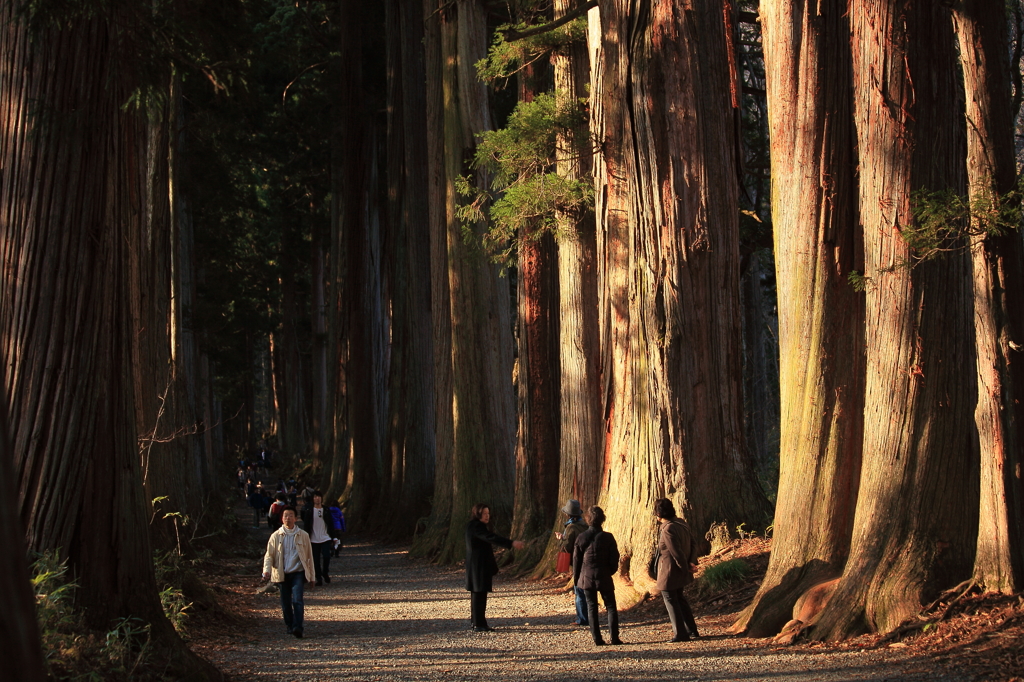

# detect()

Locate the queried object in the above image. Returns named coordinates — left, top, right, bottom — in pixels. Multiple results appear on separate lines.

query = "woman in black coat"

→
left=572, top=506, right=622, bottom=646
left=465, top=503, right=525, bottom=632
left=655, top=498, right=700, bottom=642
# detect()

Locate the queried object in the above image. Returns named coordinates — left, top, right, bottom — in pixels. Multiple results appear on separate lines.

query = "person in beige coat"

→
left=655, top=498, right=700, bottom=642
left=262, top=507, right=315, bottom=637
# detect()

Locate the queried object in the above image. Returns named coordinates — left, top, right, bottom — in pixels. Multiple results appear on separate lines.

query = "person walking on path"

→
left=268, top=493, right=287, bottom=532
left=300, top=491, right=334, bottom=585
left=573, top=506, right=622, bottom=646
left=328, top=498, right=347, bottom=557
left=262, top=507, right=315, bottom=638
left=554, top=499, right=589, bottom=626
left=465, top=503, right=525, bottom=632
left=654, top=498, right=700, bottom=642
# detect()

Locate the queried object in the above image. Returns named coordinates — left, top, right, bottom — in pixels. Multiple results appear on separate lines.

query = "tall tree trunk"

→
left=379, top=0, right=437, bottom=538
left=811, top=0, right=977, bottom=639
left=510, top=40, right=562, bottom=565
left=730, top=0, right=864, bottom=637
left=420, top=0, right=517, bottom=562
left=953, top=0, right=1024, bottom=595
left=0, top=7, right=219, bottom=677
left=534, top=0, right=603, bottom=576
left=596, top=0, right=770, bottom=590
left=412, top=0, right=457, bottom=558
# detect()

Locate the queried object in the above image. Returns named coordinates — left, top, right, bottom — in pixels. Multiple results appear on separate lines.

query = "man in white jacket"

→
left=262, top=507, right=315, bottom=637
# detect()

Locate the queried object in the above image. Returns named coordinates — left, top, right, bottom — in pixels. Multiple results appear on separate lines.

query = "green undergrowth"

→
left=692, top=558, right=752, bottom=599
left=32, top=548, right=202, bottom=680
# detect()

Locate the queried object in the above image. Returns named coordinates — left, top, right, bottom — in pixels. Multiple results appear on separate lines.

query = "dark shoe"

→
left=670, top=635, right=691, bottom=642
left=315, top=579, right=323, bottom=586
left=610, top=638, right=624, bottom=645
left=293, top=628, right=304, bottom=638
left=473, top=625, right=494, bottom=632
left=594, top=639, right=606, bottom=646
left=323, top=576, right=331, bottom=584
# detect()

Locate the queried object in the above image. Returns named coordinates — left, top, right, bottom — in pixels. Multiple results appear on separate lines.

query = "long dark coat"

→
left=656, top=518, right=699, bottom=591
left=465, top=519, right=513, bottom=592
left=573, top=525, right=619, bottom=591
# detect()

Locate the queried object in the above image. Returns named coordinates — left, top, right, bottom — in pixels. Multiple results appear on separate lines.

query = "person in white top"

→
left=301, top=491, right=334, bottom=585
left=262, top=507, right=315, bottom=637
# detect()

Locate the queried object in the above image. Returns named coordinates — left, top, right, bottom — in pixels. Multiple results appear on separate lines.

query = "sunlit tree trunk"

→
left=596, top=0, right=770, bottom=591
left=529, top=0, right=603, bottom=576
left=811, top=0, right=977, bottom=639
left=730, top=0, right=864, bottom=637
left=419, top=0, right=517, bottom=562
left=0, top=7, right=218, bottom=676
left=953, top=0, right=1024, bottom=594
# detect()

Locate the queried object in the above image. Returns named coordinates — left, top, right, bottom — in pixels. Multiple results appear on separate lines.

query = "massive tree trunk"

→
left=730, top=0, right=864, bottom=637
left=0, top=7, right=218, bottom=677
left=596, top=0, right=770, bottom=590
left=811, top=1, right=977, bottom=639
left=379, top=0, right=437, bottom=538
left=419, top=0, right=517, bottom=562
left=0, top=401, right=45, bottom=681
left=953, top=0, right=1024, bottom=595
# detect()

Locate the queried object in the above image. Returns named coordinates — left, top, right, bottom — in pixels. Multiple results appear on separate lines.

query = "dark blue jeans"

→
left=312, top=541, right=332, bottom=581
left=574, top=586, right=589, bottom=624
left=278, top=572, right=306, bottom=633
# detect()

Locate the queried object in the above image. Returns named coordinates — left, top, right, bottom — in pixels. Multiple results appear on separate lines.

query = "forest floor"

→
left=184, top=501, right=1024, bottom=682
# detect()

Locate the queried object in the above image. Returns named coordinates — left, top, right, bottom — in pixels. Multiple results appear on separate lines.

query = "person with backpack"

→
left=268, top=493, right=287, bottom=531
left=327, top=498, right=346, bottom=556
left=573, top=506, right=622, bottom=646
left=554, top=499, right=588, bottom=626
left=654, top=497, right=700, bottom=642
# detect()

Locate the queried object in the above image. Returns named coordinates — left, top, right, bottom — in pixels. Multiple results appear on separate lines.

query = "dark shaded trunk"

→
left=379, top=0, right=437, bottom=538
left=0, top=7, right=219, bottom=676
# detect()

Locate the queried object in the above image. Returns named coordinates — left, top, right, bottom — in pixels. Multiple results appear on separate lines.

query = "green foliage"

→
left=103, top=617, right=151, bottom=675
left=906, top=183, right=1023, bottom=262
left=693, top=558, right=751, bottom=598
left=476, top=16, right=588, bottom=84
left=848, top=270, right=869, bottom=292
left=153, top=549, right=197, bottom=635
left=457, top=93, right=593, bottom=264
left=33, top=550, right=156, bottom=679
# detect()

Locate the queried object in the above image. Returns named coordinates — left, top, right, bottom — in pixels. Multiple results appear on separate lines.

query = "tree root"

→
left=878, top=580, right=980, bottom=645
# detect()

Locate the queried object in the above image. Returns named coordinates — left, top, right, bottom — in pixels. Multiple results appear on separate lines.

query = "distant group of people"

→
left=258, top=487, right=700, bottom=645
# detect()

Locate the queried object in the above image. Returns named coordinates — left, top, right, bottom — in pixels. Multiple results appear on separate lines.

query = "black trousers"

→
left=662, top=588, right=699, bottom=638
left=584, top=585, right=619, bottom=644
left=470, top=591, right=489, bottom=628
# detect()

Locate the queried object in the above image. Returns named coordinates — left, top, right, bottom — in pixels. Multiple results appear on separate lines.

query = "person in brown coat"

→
left=655, top=498, right=700, bottom=642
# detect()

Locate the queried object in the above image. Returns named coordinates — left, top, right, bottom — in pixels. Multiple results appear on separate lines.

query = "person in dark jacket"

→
left=465, top=503, right=525, bottom=632
left=655, top=498, right=700, bottom=642
left=573, top=506, right=622, bottom=646
left=555, top=499, right=589, bottom=626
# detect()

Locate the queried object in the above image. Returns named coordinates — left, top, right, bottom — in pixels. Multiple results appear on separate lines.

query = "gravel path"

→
left=202, top=541, right=972, bottom=682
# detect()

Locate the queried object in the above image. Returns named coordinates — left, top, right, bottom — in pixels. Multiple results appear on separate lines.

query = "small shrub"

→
left=693, top=558, right=751, bottom=599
